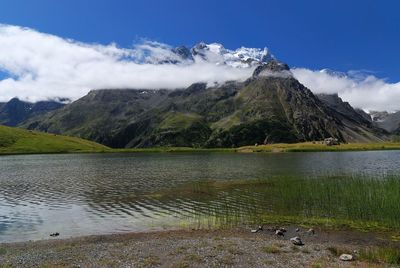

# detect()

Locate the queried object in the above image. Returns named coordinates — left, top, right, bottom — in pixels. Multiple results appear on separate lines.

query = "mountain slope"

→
left=373, top=111, right=400, bottom=133
left=0, top=125, right=109, bottom=154
left=23, top=89, right=170, bottom=144
left=316, top=93, right=386, bottom=142
left=22, top=61, right=386, bottom=148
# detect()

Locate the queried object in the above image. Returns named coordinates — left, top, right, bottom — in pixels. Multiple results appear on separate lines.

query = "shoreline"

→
left=2, top=141, right=400, bottom=156
left=1, top=227, right=399, bottom=267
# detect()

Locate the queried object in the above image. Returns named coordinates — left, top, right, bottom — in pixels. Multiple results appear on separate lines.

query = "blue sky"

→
left=0, top=0, right=398, bottom=81
left=0, top=0, right=400, bottom=111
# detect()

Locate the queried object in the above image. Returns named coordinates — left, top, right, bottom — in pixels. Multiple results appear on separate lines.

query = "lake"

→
left=1, top=151, right=400, bottom=242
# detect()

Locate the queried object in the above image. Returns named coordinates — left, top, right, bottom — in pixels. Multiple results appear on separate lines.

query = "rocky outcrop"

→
left=252, top=60, right=290, bottom=77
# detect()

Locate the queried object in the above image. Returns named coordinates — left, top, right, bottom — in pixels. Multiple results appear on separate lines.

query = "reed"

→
left=169, top=174, right=400, bottom=231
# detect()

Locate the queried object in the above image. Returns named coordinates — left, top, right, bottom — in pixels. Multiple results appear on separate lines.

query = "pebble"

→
left=251, top=225, right=264, bottom=233
left=290, top=236, right=304, bottom=246
left=275, top=230, right=285, bottom=237
left=307, top=228, right=315, bottom=235
left=339, top=254, right=354, bottom=261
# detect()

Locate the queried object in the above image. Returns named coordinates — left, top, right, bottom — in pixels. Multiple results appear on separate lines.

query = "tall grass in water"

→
left=180, top=174, right=400, bottom=230
left=268, top=174, right=400, bottom=229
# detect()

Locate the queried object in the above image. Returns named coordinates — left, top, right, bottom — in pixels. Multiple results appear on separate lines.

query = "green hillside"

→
left=0, top=125, right=109, bottom=154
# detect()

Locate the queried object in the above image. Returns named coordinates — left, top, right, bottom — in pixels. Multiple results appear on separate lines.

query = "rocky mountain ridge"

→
left=14, top=60, right=387, bottom=148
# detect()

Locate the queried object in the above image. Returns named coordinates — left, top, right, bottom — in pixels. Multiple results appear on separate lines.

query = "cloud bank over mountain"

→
left=292, top=68, right=400, bottom=112
left=0, top=24, right=399, bottom=112
left=0, top=25, right=253, bottom=102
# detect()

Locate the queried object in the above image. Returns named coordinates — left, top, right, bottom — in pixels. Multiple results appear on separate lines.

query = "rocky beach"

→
left=1, top=227, right=398, bottom=267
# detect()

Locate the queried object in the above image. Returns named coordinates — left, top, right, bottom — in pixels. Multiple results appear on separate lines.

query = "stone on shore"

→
left=275, top=230, right=285, bottom=237
left=290, top=236, right=304, bottom=246
left=339, top=254, right=354, bottom=261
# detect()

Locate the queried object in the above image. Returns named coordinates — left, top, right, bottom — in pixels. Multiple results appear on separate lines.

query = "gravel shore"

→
left=0, top=227, right=397, bottom=267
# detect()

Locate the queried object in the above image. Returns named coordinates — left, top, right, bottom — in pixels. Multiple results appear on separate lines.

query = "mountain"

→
left=354, top=108, right=373, bottom=123
left=22, top=89, right=170, bottom=144
left=190, top=42, right=272, bottom=68
left=0, top=98, right=65, bottom=127
left=372, top=111, right=400, bottom=133
left=370, top=111, right=390, bottom=122
left=316, top=93, right=372, bottom=125
left=315, top=93, right=386, bottom=142
left=21, top=60, right=386, bottom=148
left=142, top=42, right=273, bottom=68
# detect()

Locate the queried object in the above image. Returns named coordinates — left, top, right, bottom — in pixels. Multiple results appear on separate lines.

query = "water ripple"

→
left=0, top=151, right=399, bottom=242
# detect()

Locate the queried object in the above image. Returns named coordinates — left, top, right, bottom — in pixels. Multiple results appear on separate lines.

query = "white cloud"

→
left=0, top=25, right=252, bottom=102
left=1, top=24, right=400, bottom=113
left=292, top=68, right=400, bottom=112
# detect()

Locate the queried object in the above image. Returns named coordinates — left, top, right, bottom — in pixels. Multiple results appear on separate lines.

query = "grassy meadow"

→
left=104, top=141, right=400, bottom=154
left=0, top=125, right=109, bottom=154
left=237, top=141, right=400, bottom=153
left=2, top=123, right=400, bottom=155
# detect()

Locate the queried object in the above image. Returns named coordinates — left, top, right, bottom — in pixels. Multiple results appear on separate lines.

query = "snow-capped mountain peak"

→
left=190, top=42, right=273, bottom=68
left=137, top=42, right=274, bottom=68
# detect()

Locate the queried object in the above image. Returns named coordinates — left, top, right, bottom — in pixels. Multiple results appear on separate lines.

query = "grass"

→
left=2, top=123, right=400, bottom=155
left=150, top=174, right=400, bottom=233
left=109, top=147, right=235, bottom=153
left=327, top=245, right=400, bottom=265
left=238, top=141, right=400, bottom=153
left=326, top=246, right=348, bottom=256
left=99, top=141, right=400, bottom=154
left=142, top=255, right=161, bottom=267
left=266, top=175, right=400, bottom=230
left=262, top=245, right=282, bottom=254
left=0, top=125, right=109, bottom=155
left=359, top=247, right=400, bottom=265
left=183, top=253, right=203, bottom=263
left=158, top=112, right=203, bottom=130
left=87, top=141, right=400, bottom=154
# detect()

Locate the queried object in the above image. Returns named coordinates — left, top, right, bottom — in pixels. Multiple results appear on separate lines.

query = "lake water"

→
left=1, top=151, right=400, bottom=242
